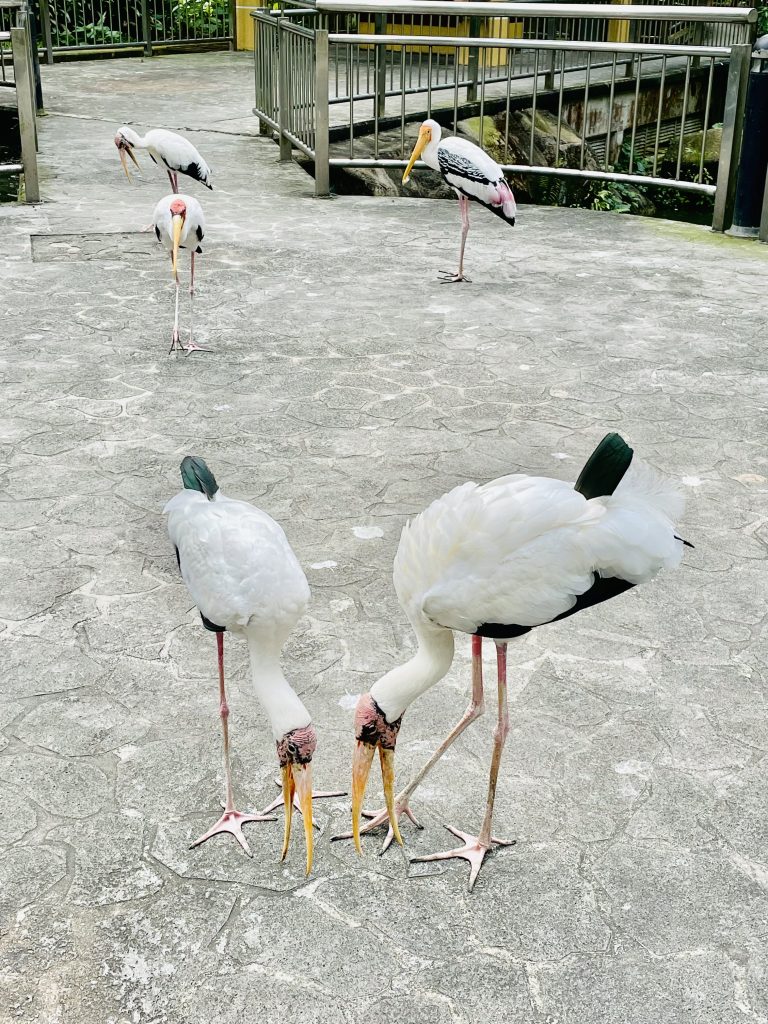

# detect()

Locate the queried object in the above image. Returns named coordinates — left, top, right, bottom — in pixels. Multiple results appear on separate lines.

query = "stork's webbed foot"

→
left=189, top=808, right=277, bottom=857
left=331, top=799, right=423, bottom=854
left=438, top=270, right=472, bottom=284
left=410, top=824, right=515, bottom=891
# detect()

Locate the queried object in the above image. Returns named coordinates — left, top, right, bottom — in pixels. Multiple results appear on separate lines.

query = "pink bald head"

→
left=276, top=723, right=317, bottom=766
left=170, top=198, right=187, bottom=218
left=354, top=693, right=402, bottom=750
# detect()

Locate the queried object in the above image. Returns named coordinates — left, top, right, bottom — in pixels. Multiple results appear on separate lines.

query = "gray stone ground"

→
left=1, top=51, right=768, bottom=1024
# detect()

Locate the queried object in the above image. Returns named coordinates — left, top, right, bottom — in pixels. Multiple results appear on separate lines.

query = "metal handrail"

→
left=330, top=33, right=734, bottom=55
left=317, top=1, right=756, bottom=22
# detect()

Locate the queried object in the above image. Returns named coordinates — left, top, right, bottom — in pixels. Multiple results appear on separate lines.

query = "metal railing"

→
left=30, top=0, right=236, bottom=61
left=0, top=2, right=41, bottom=201
left=253, top=2, right=756, bottom=230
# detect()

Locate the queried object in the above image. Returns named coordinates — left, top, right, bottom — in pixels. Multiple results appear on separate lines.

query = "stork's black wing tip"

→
left=574, top=433, right=634, bottom=499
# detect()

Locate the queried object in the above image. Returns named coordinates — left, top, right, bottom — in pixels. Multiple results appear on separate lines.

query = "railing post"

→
left=141, top=0, right=152, bottom=57
left=277, top=19, right=292, bottom=162
left=38, top=0, right=54, bottom=65
left=467, top=15, right=480, bottom=103
left=374, top=13, right=386, bottom=117
left=314, top=26, right=330, bottom=196
left=712, top=43, right=751, bottom=232
left=11, top=24, right=39, bottom=203
left=545, top=18, right=557, bottom=90
left=229, top=0, right=237, bottom=51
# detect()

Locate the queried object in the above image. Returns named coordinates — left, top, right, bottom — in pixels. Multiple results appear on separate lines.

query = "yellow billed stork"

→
left=115, top=126, right=212, bottom=192
left=153, top=194, right=206, bottom=355
left=165, top=456, right=318, bottom=873
left=338, top=434, right=692, bottom=890
left=403, top=118, right=516, bottom=283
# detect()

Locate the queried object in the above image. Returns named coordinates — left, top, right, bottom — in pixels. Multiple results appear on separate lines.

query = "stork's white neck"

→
left=244, top=631, right=311, bottom=741
left=370, top=625, right=455, bottom=723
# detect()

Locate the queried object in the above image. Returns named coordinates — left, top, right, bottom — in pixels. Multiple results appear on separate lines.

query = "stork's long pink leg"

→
left=190, top=633, right=276, bottom=856
left=410, top=641, right=516, bottom=891
left=169, top=262, right=183, bottom=354
left=438, top=195, right=472, bottom=284
left=167, top=168, right=176, bottom=193
left=331, top=634, right=486, bottom=853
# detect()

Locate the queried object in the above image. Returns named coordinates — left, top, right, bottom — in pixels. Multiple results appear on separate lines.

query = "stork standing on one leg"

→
left=402, top=119, right=516, bottom=283
left=335, top=434, right=691, bottom=890
left=115, top=126, right=213, bottom=193
left=153, top=194, right=207, bottom=355
left=165, top=457, right=320, bottom=872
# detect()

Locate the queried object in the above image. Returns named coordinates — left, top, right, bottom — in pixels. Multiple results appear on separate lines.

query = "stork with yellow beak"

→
left=339, top=434, right=691, bottom=890
left=165, top=456, right=319, bottom=873
left=152, top=194, right=207, bottom=354
left=402, top=118, right=517, bottom=284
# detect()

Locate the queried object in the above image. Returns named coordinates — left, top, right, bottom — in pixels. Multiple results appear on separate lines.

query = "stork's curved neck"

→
left=370, top=625, right=455, bottom=723
left=244, top=631, right=311, bottom=741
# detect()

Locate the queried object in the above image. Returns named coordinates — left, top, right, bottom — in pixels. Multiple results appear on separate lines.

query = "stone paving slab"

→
left=0, top=51, right=767, bottom=1024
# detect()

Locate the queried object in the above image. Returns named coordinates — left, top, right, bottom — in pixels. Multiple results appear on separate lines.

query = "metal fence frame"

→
left=0, top=2, right=41, bottom=201
left=31, top=0, right=236, bottom=62
left=253, top=1, right=756, bottom=230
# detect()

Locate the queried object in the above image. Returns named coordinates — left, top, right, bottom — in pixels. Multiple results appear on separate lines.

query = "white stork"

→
left=338, top=434, right=692, bottom=890
left=153, top=194, right=206, bottom=355
left=115, top=125, right=213, bottom=192
left=402, top=118, right=516, bottom=283
left=165, top=456, right=317, bottom=872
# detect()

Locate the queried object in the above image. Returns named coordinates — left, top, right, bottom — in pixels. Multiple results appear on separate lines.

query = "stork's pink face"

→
left=276, top=724, right=317, bottom=875
left=169, top=198, right=187, bottom=219
left=350, top=694, right=404, bottom=853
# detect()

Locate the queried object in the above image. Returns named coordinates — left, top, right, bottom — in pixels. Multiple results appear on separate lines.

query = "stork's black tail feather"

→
left=574, top=433, right=634, bottom=499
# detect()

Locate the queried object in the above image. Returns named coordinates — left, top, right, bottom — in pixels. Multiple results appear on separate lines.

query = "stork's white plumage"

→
left=337, top=434, right=690, bottom=890
left=403, top=118, right=516, bottom=283
left=165, top=457, right=318, bottom=872
left=115, top=126, right=212, bottom=192
left=153, top=194, right=206, bottom=354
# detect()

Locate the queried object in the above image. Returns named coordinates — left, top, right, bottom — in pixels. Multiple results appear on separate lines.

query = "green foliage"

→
left=56, top=9, right=123, bottom=46
left=171, top=0, right=230, bottom=37
left=757, top=0, right=768, bottom=35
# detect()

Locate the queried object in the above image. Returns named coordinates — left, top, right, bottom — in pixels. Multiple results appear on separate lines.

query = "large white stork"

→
left=165, top=456, right=317, bottom=872
left=115, top=125, right=213, bottom=192
left=153, top=194, right=206, bottom=355
left=402, top=118, right=516, bottom=283
left=337, top=434, right=691, bottom=890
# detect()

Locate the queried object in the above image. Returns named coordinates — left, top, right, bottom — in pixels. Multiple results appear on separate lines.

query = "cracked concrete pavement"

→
left=1, top=51, right=768, bottom=1024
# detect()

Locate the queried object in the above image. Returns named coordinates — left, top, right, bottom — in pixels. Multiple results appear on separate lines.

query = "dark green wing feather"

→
left=574, top=433, right=633, bottom=499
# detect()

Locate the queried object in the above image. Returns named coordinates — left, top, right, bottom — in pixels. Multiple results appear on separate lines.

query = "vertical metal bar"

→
left=529, top=47, right=539, bottom=164
left=427, top=45, right=432, bottom=118
left=605, top=52, right=616, bottom=171
left=555, top=49, right=565, bottom=164
left=374, top=12, right=385, bottom=115
left=478, top=46, right=486, bottom=132
left=12, top=24, right=39, bottom=203
left=580, top=51, right=592, bottom=171
left=651, top=55, right=667, bottom=177
left=39, top=0, right=53, bottom=64
left=675, top=56, right=692, bottom=181
left=467, top=15, right=480, bottom=103
left=278, top=22, right=292, bottom=161
left=400, top=45, right=405, bottom=156
left=629, top=52, right=642, bottom=172
left=315, top=27, right=330, bottom=196
left=544, top=17, right=555, bottom=90
left=349, top=42, right=354, bottom=158
left=453, top=40, right=459, bottom=132
left=712, top=42, right=751, bottom=232
left=504, top=47, right=512, bottom=163
left=141, top=0, right=152, bottom=57
left=374, top=40, right=380, bottom=158
left=698, top=56, right=714, bottom=184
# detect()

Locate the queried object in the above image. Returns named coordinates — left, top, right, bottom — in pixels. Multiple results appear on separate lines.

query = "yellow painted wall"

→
left=607, top=0, right=631, bottom=44
left=236, top=3, right=259, bottom=50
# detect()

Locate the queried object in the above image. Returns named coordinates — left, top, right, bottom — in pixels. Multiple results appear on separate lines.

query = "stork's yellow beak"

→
left=402, top=126, right=431, bottom=184
left=280, top=762, right=314, bottom=875
left=171, top=213, right=184, bottom=280
left=350, top=740, right=403, bottom=854
left=119, top=146, right=140, bottom=183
